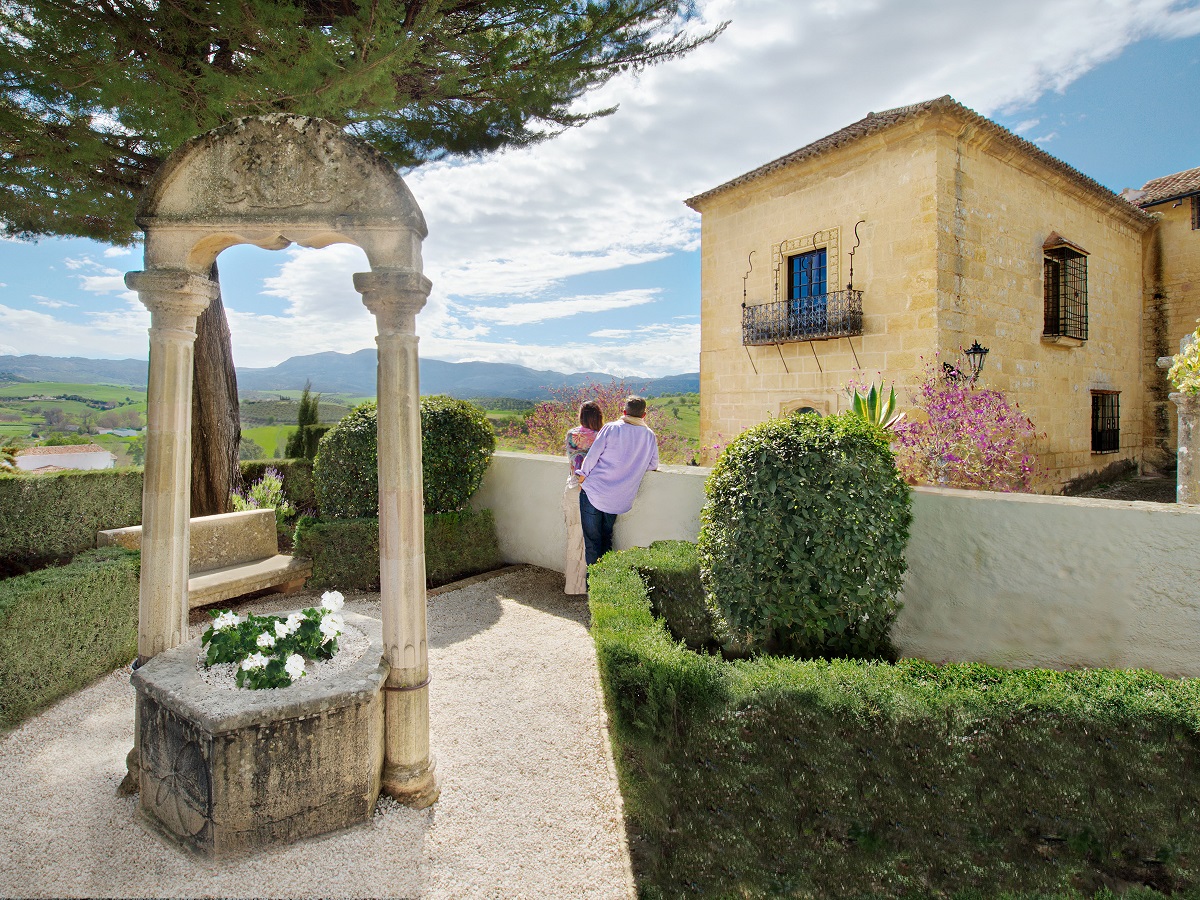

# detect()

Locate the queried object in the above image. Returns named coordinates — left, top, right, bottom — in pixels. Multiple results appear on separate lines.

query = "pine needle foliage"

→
left=0, top=0, right=724, bottom=242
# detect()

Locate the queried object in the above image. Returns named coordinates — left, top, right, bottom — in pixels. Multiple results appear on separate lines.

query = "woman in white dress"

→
left=563, top=401, right=603, bottom=594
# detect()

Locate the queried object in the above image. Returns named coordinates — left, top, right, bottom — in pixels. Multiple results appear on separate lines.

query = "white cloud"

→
left=33, top=295, right=75, bottom=308
left=0, top=343, right=19, bottom=356
left=466, top=290, right=660, bottom=326
left=420, top=322, right=701, bottom=378
left=0, top=302, right=149, bottom=359
left=103, top=246, right=136, bottom=258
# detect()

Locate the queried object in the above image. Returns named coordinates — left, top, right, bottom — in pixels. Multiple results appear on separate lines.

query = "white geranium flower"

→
left=286, top=612, right=305, bottom=632
left=284, top=654, right=306, bottom=680
left=319, top=613, right=344, bottom=644
left=212, top=611, right=239, bottom=631
left=274, top=621, right=290, bottom=639
left=241, top=652, right=270, bottom=671
left=256, top=631, right=276, bottom=649
left=321, top=590, right=345, bottom=613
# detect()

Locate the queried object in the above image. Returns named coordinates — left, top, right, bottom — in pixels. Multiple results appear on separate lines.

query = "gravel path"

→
left=0, top=567, right=635, bottom=900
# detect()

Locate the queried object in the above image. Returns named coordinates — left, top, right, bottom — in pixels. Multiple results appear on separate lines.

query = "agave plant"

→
left=846, top=382, right=905, bottom=430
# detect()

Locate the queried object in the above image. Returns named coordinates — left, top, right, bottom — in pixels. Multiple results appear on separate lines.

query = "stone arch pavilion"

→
left=126, top=115, right=437, bottom=806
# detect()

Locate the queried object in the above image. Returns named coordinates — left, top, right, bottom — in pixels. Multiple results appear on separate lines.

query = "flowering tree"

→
left=1167, top=321, right=1200, bottom=395
left=505, top=378, right=694, bottom=463
left=891, top=357, right=1040, bottom=492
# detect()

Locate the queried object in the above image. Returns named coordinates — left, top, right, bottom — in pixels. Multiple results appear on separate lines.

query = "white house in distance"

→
left=15, top=443, right=116, bottom=474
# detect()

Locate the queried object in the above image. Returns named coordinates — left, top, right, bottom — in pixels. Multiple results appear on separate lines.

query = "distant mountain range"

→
left=0, top=350, right=699, bottom=400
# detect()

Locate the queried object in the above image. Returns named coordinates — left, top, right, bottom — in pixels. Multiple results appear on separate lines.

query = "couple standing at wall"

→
left=562, top=396, right=660, bottom=594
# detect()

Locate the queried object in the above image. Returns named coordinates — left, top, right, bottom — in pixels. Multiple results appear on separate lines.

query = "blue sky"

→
left=1, top=0, right=1198, bottom=377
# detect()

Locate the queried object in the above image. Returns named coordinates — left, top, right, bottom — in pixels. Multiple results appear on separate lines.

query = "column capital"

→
left=354, top=268, right=431, bottom=333
left=126, top=269, right=219, bottom=337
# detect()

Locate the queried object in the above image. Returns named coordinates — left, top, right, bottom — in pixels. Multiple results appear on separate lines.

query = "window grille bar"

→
left=1044, top=248, right=1088, bottom=341
left=1192, top=196, right=1200, bottom=231
left=1091, top=391, right=1119, bottom=454
left=743, top=290, right=864, bottom=345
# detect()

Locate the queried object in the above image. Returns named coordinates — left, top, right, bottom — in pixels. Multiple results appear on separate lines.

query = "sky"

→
left=1, top=0, right=1199, bottom=378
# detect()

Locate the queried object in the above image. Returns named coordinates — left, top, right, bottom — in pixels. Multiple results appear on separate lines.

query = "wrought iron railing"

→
left=742, top=290, right=863, bottom=346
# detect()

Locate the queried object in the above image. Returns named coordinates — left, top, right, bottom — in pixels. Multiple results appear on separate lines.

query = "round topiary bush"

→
left=313, top=396, right=496, bottom=518
left=419, top=395, right=495, bottom=515
left=314, top=401, right=379, bottom=519
left=697, top=413, right=911, bottom=660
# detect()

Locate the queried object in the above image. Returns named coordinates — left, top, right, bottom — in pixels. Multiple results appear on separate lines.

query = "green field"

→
left=0, top=382, right=146, bottom=404
left=241, top=425, right=296, bottom=459
left=648, top=393, right=700, bottom=442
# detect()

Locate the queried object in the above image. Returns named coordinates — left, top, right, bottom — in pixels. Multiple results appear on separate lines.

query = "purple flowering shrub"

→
left=891, top=359, right=1040, bottom=492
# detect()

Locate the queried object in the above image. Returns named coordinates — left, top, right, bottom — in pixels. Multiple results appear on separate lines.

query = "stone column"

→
left=355, top=268, right=439, bottom=808
left=126, top=270, right=218, bottom=663
left=1170, top=392, right=1200, bottom=505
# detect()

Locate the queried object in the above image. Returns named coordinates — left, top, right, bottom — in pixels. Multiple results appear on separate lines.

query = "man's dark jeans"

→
left=579, top=488, right=617, bottom=567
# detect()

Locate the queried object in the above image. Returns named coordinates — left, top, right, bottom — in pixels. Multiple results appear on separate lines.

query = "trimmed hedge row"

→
left=294, top=508, right=503, bottom=591
left=590, top=541, right=1200, bottom=900
left=0, top=547, right=140, bottom=731
left=0, top=469, right=143, bottom=575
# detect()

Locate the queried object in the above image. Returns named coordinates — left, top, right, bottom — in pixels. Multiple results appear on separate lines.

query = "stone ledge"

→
left=188, top=555, right=314, bottom=609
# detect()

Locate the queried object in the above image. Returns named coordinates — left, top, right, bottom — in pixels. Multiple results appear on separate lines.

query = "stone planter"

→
left=1170, top=392, right=1200, bottom=505
left=131, top=612, right=388, bottom=856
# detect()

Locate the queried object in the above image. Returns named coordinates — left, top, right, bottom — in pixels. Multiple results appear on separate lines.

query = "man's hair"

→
left=579, top=401, right=603, bottom=431
left=624, top=396, right=647, bottom=418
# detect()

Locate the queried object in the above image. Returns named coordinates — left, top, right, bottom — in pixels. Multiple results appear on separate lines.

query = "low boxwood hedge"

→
left=0, top=468, right=143, bottom=575
left=0, top=546, right=139, bottom=731
left=294, top=508, right=503, bottom=591
left=589, top=540, right=1200, bottom=900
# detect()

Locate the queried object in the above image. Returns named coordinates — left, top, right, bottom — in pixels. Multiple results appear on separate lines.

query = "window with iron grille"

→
left=786, top=248, right=828, bottom=337
left=1192, top=196, right=1199, bottom=230
left=1044, top=247, right=1088, bottom=340
left=1091, top=391, right=1119, bottom=454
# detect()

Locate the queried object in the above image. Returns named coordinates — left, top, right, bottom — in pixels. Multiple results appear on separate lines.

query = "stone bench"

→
left=98, top=508, right=313, bottom=609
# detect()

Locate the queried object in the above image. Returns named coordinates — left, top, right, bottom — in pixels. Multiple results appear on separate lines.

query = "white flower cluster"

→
left=284, top=654, right=306, bottom=680
left=275, top=612, right=305, bottom=640
left=212, top=611, right=240, bottom=631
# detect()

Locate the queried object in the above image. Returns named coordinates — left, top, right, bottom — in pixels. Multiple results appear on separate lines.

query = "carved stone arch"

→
left=126, top=115, right=437, bottom=808
left=138, top=115, right=426, bottom=273
left=779, top=397, right=831, bottom=418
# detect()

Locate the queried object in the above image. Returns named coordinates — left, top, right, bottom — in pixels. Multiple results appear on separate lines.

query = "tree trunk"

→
left=190, top=260, right=241, bottom=516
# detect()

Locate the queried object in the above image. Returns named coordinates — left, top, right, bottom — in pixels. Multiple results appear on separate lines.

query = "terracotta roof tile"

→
left=18, top=443, right=110, bottom=456
left=684, top=95, right=1152, bottom=228
left=1135, top=166, right=1200, bottom=207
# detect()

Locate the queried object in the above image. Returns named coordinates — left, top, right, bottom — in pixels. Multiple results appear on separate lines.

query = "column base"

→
left=117, top=744, right=140, bottom=796
left=381, top=756, right=440, bottom=809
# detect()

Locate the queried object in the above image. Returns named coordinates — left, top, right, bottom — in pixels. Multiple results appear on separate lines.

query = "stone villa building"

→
left=686, top=95, right=1198, bottom=491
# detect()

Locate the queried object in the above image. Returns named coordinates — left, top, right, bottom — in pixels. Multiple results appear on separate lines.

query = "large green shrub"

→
left=293, top=508, right=503, bottom=590
left=313, top=396, right=495, bottom=518
left=420, top=395, right=495, bottom=515
left=0, top=468, right=143, bottom=575
left=313, top=402, right=379, bottom=518
left=0, top=546, right=139, bottom=730
left=698, top=413, right=911, bottom=659
left=589, top=545, right=1200, bottom=899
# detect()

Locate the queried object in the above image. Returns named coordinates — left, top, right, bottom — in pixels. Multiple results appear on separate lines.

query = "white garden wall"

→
left=472, top=452, right=1200, bottom=677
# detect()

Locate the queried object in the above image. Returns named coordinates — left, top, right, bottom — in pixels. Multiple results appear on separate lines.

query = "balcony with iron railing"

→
left=742, top=290, right=863, bottom=345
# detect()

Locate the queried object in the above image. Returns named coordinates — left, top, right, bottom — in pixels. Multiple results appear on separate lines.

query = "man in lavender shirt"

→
left=577, top=395, right=660, bottom=571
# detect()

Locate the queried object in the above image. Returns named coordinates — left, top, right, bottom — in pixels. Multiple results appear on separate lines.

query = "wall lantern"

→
left=964, top=340, right=990, bottom=384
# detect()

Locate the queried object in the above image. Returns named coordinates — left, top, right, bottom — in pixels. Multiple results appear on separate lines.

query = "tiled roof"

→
left=18, top=443, right=110, bottom=456
left=684, top=95, right=1152, bottom=227
left=1134, top=166, right=1200, bottom=207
